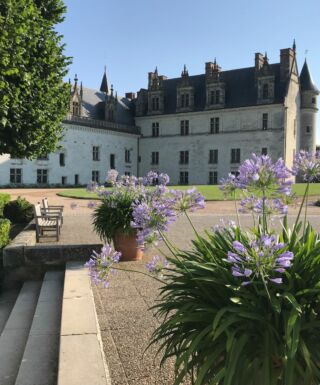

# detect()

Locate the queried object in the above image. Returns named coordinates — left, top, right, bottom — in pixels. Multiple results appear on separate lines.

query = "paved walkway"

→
left=4, top=188, right=320, bottom=384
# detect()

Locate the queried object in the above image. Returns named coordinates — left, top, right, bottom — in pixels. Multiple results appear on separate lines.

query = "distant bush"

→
left=3, top=197, right=34, bottom=224
left=0, top=219, right=10, bottom=248
left=0, top=193, right=10, bottom=217
left=315, top=199, right=320, bottom=207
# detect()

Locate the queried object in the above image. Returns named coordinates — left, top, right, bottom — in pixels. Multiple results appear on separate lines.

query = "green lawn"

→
left=57, top=183, right=320, bottom=201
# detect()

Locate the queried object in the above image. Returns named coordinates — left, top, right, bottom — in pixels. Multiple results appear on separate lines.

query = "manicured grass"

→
left=57, top=183, right=320, bottom=201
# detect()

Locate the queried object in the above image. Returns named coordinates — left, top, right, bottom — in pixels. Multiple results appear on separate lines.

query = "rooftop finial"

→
left=214, top=57, right=217, bottom=65
left=293, top=38, right=296, bottom=52
left=80, top=81, right=83, bottom=97
left=110, top=84, right=114, bottom=96
left=154, top=66, right=158, bottom=75
left=181, top=64, right=188, bottom=77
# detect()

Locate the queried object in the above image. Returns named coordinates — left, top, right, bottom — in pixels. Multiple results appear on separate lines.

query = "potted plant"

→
left=91, top=170, right=173, bottom=261
left=87, top=151, right=320, bottom=384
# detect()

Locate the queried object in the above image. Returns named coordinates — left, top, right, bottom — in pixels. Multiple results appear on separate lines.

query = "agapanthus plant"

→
left=86, top=153, right=320, bottom=385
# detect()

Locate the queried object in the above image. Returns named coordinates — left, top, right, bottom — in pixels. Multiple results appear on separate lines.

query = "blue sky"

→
left=56, top=0, right=320, bottom=142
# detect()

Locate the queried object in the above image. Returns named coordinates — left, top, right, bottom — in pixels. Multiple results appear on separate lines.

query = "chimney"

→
left=255, top=53, right=264, bottom=72
left=125, top=92, right=136, bottom=100
left=205, top=62, right=214, bottom=77
left=280, top=48, right=295, bottom=82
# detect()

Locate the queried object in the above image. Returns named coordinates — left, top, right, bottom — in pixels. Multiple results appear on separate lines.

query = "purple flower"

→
left=171, top=188, right=205, bottom=212
left=85, top=244, right=121, bottom=287
left=292, top=150, right=320, bottom=182
left=228, top=234, right=294, bottom=286
left=106, top=169, right=119, bottom=185
left=87, top=201, right=97, bottom=209
left=146, top=255, right=169, bottom=275
left=237, top=154, right=292, bottom=195
left=143, top=171, right=159, bottom=186
left=158, top=173, right=170, bottom=186
left=219, top=173, right=243, bottom=196
left=232, top=241, right=246, bottom=254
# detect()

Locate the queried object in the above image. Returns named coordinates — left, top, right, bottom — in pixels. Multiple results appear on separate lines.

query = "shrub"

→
left=0, top=218, right=10, bottom=248
left=3, top=197, right=34, bottom=224
left=0, top=193, right=10, bottom=217
left=315, top=199, right=320, bottom=207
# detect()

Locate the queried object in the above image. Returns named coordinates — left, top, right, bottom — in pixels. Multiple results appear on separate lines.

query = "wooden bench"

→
left=33, top=203, right=62, bottom=242
left=42, top=198, right=64, bottom=225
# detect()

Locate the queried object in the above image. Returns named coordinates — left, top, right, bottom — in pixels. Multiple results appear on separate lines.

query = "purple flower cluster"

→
left=86, top=181, right=99, bottom=192
left=237, top=154, right=292, bottom=195
left=145, top=255, right=169, bottom=275
left=171, top=188, right=205, bottom=212
left=240, top=196, right=288, bottom=215
left=106, top=169, right=119, bottom=185
left=227, top=235, right=294, bottom=286
left=131, top=197, right=176, bottom=245
left=292, top=150, right=320, bottom=182
left=87, top=201, right=97, bottom=209
left=219, top=173, right=242, bottom=196
left=85, top=244, right=121, bottom=288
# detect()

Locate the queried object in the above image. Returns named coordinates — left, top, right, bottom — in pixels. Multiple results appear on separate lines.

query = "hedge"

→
left=0, top=218, right=10, bottom=248
left=0, top=193, right=10, bottom=217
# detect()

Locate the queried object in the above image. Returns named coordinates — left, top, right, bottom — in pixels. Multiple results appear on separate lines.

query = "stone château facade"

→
left=0, top=43, right=318, bottom=186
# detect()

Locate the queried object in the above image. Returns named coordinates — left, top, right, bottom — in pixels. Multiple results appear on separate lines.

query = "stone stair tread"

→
left=0, top=289, right=20, bottom=336
left=58, top=262, right=110, bottom=385
left=14, top=271, right=64, bottom=385
left=0, top=281, right=41, bottom=385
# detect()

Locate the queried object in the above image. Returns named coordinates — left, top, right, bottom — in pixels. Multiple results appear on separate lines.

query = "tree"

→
left=0, top=0, right=71, bottom=159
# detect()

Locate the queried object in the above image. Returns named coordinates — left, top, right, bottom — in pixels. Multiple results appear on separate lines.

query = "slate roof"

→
left=81, top=87, right=135, bottom=125
left=159, top=64, right=286, bottom=114
left=300, top=60, right=319, bottom=93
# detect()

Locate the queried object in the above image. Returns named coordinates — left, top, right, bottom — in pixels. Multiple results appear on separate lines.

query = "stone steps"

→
left=14, top=271, right=64, bottom=385
left=0, top=263, right=110, bottom=385
left=0, top=281, right=42, bottom=385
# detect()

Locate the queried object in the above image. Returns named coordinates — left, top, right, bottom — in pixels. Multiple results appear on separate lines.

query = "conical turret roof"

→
left=300, top=60, right=319, bottom=93
left=100, top=68, right=109, bottom=93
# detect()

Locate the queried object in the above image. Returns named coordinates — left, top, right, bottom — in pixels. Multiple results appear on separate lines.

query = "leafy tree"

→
left=0, top=0, right=71, bottom=158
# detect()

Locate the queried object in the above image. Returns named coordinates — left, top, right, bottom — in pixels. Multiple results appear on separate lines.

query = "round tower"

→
left=299, top=59, right=319, bottom=152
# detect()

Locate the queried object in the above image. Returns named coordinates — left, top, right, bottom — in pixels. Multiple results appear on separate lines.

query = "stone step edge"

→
left=57, top=261, right=111, bottom=385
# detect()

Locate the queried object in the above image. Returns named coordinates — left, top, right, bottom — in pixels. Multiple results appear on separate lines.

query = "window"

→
left=59, top=153, right=65, bottom=166
left=74, top=174, right=79, bottom=185
left=179, top=151, right=189, bottom=164
left=110, top=154, right=115, bottom=169
left=61, top=176, right=67, bottom=185
left=262, top=84, right=269, bottom=99
left=210, top=117, right=220, bottom=134
left=231, top=148, right=241, bottom=163
left=124, top=171, right=131, bottom=176
left=72, top=101, right=80, bottom=116
left=151, top=152, right=159, bottom=165
left=125, top=149, right=131, bottom=163
left=10, top=168, right=22, bottom=184
left=261, top=147, right=268, bottom=155
left=312, top=97, right=316, bottom=104
left=230, top=171, right=240, bottom=177
left=92, top=146, right=100, bottom=161
left=37, top=154, right=49, bottom=160
left=180, top=120, right=189, bottom=136
left=152, top=97, right=159, bottom=111
left=152, top=122, right=159, bottom=137
left=209, top=171, right=218, bottom=185
left=37, top=169, right=48, bottom=184
left=209, top=149, right=218, bottom=164
left=92, top=171, right=99, bottom=183
left=210, top=89, right=220, bottom=104
left=262, top=113, right=268, bottom=130
left=181, top=94, right=190, bottom=108
left=306, top=126, right=311, bottom=133
left=179, top=171, right=189, bottom=185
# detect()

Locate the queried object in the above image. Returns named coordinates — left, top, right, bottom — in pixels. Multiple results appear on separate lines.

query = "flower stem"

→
left=293, top=181, right=309, bottom=234
left=303, top=183, right=310, bottom=235
left=112, top=266, right=165, bottom=284
left=234, top=191, right=241, bottom=228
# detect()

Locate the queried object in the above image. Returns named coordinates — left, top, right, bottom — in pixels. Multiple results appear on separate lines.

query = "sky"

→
left=56, top=0, right=320, bottom=142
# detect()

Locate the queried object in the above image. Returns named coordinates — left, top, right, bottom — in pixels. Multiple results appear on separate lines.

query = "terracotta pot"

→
left=113, top=231, right=144, bottom=261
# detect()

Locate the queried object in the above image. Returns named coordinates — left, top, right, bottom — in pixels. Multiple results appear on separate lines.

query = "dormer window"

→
left=72, top=101, right=80, bottom=116
left=210, top=90, right=220, bottom=104
left=262, top=84, right=269, bottom=99
left=152, top=97, right=159, bottom=111
left=181, top=94, right=190, bottom=108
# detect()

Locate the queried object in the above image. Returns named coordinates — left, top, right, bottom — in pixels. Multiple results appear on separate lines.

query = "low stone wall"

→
left=2, top=223, right=102, bottom=282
